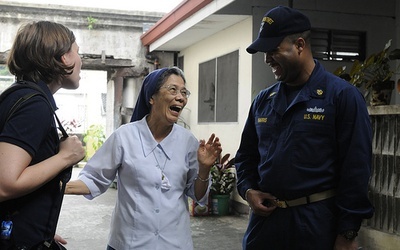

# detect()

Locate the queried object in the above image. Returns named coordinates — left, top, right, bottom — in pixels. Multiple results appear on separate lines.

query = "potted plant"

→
left=334, top=39, right=400, bottom=106
left=210, top=153, right=236, bottom=215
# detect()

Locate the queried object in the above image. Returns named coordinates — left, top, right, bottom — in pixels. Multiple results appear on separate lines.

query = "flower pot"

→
left=211, top=194, right=230, bottom=216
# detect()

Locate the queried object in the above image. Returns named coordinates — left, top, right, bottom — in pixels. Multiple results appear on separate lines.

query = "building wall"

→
left=0, top=2, right=163, bottom=66
left=173, top=0, right=400, bottom=211
left=0, top=2, right=163, bottom=136
left=179, top=17, right=252, bottom=204
left=55, top=70, right=107, bottom=135
left=180, top=17, right=251, bottom=158
left=248, top=2, right=398, bottom=103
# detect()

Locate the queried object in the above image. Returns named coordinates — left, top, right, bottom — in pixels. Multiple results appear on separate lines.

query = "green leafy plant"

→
left=334, top=39, right=400, bottom=91
left=210, top=153, right=236, bottom=195
left=83, top=124, right=105, bottom=161
left=87, top=16, right=98, bottom=30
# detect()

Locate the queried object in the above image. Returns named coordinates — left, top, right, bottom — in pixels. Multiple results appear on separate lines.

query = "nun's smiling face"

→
left=150, top=74, right=188, bottom=125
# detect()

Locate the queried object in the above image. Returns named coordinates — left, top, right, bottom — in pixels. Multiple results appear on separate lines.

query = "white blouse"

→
left=78, top=116, right=209, bottom=250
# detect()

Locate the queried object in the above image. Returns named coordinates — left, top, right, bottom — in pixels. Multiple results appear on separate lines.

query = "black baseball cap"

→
left=246, top=6, right=311, bottom=54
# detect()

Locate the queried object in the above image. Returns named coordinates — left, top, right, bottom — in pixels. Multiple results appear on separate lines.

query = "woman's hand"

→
left=65, top=179, right=90, bottom=195
left=194, top=133, right=222, bottom=200
left=197, top=133, right=222, bottom=171
left=59, top=135, right=85, bottom=168
left=54, top=234, right=67, bottom=246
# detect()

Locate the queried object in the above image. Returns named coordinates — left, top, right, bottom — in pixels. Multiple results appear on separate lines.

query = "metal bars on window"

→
left=311, top=28, right=366, bottom=62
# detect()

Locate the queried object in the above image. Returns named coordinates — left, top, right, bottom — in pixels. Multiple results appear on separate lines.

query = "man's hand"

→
left=246, top=189, right=277, bottom=217
left=334, top=235, right=358, bottom=250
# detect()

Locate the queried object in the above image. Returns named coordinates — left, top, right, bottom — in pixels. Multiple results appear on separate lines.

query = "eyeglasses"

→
left=161, top=85, right=191, bottom=98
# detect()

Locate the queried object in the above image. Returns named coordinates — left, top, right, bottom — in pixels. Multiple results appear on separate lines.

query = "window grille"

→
left=311, top=28, right=366, bottom=61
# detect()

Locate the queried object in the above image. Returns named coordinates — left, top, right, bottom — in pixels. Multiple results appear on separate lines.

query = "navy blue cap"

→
left=246, top=6, right=311, bottom=54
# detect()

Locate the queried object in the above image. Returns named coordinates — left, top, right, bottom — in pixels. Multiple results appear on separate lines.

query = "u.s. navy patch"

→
left=304, top=106, right=326, bottom=121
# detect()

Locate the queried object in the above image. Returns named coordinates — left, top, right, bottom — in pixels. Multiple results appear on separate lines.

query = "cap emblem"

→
left=262, top=16, right=274, bottom=25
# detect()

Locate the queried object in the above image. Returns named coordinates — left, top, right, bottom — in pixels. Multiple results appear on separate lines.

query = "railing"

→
left=365, top=105, right=400, bottom=235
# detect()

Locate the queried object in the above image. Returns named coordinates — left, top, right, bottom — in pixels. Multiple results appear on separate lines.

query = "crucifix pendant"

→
left=161, top=172, right=171, bottom=190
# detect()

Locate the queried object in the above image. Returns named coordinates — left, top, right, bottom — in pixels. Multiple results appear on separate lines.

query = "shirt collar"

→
left=137, top=116, right=175, bottom=159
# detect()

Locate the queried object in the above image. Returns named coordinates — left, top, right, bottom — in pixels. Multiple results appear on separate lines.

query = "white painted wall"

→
left=180, top=17, right=252, bottom=159
left=55, top=70, right=107, bottom=135
left=179, top=18, right=253, bottom=204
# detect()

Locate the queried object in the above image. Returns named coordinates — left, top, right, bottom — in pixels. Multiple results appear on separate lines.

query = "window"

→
left=198, top=51, right=238, bottom=123
left=311, top=29, right=366, bottom=61
left=177, top=56, right=184, bottom=71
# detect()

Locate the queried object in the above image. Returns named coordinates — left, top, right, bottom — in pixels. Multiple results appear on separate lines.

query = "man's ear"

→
left=149, top=97, right=154, bottom=105
left=295, top=38, right=306, bottom=51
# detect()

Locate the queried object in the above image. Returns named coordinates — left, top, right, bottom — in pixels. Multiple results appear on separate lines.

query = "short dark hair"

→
left=7, top=21, right=76, bottom=83
left=286, top=30, right=311, bottom=45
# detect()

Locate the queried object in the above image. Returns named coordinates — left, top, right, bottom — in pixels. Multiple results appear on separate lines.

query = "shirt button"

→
left=155, top=184, right=160, bottom=189
left=154, top=231, right=159, bottom=236
left=155, top=208, right=159, bottom=213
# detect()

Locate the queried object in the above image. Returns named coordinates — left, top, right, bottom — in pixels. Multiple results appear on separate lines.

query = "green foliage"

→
left=210, top=153, right=236, bottom=195
left=83, top=124, right=105, bottom=161
left=334, top=39, right=400, bottom=90
left=0, top=66, right=11, bottom=76
left=87, top=16, right=98, bottom=30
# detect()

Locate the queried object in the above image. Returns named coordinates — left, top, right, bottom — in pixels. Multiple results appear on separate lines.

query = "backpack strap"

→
left=0, top=81, right=67, bottom=137
left=0, top=92, right=39, bottom=132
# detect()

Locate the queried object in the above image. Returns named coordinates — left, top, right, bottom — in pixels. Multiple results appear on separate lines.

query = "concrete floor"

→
left=56, top=167, right=248, bottom=249
left=56, top=168, right=400, bottom=250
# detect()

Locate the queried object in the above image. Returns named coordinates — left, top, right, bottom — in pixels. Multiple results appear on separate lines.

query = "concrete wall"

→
left=180, top=17, right=252, bottom=161
left=0, top=2, right=163, bottom=67
left=357, top=106, right=400, bottom=249
left=0, top=2, right=164, bottom=136
left=179, top=17, right=252, bottom=205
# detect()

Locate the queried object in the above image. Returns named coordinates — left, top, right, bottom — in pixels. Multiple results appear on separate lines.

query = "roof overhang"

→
left=141, top=0, right=248, bottom=52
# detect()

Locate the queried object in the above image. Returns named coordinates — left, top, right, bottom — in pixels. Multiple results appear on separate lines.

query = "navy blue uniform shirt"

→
left=235, top=61, right=374, bottom=232
left=0, top=81, right=62, bottom=248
